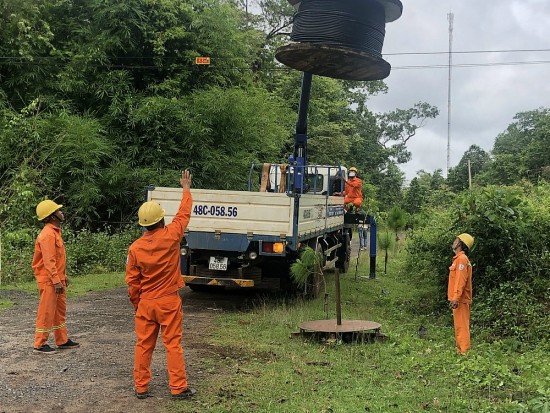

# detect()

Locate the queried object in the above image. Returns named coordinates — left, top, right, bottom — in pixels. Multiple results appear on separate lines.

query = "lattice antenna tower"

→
left=447, top=11, right=454, bottom=176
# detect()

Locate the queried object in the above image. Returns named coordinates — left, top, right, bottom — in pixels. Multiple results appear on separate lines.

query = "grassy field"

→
left=171, top=249, right=549, bottom=413
left=1, top=251, right=547, bottom=412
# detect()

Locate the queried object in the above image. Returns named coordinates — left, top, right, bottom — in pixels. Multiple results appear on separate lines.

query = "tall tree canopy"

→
left=477, top=108, right=550, bottom=185
left=447, top=144, right=491, bottom=192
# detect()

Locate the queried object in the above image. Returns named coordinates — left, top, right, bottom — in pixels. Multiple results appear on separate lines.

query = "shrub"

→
left=405, top=183, right=550, bottom=344
left=0, top=228, right=38, bottom=284
left=0, top=226, right=141, bottom=284
left=64, top=226, right=141, bottom=275
left=474, top=281, right=550, bottom=343
left=454, top=185, right=550, bottom=291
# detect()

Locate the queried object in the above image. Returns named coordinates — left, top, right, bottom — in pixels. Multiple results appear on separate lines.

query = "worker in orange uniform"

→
left=338, top=167, right=363, bottom=211
left=448, top=233, right=474, bottom=354
left=32, top=200, right=80, bottom=354
left=126, top=169, right=196, bottom=400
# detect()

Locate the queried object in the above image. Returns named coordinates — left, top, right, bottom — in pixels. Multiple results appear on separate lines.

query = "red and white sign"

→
left=195, top=57, right=211, bottom=65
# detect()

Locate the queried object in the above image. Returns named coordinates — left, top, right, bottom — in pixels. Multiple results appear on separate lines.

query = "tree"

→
left=402, top=177, right=425, bottom=215
left=378, top=229, right=393, bottom=274
left=447, top=145, right=490, bottom=192
left=0, top=0, right=444, bottom=229
left=376, top=102, right=440, bottom=164
left=402, top=169, right=447, bottom=214
left=0, top=102, right=113, bottom=229
left=429, top=169, right=445, bottom=189
left=387, top=205, right=407, bottom=249
left=0, top=0, right=292, bottom=228
left=479, top=108, right=550, bottom=185
left=119, top=85, right=291, bottom=177
left=372, top=163, right=405, bottom=210
left=0, top=0, right=55, bottom=107
left=346, top=102, right=439, bottom=210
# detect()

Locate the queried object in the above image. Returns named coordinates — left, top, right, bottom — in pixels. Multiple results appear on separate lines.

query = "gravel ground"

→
left=0, top=239, right=364, bottom=413
left=0, top=286, right=250, bottom=413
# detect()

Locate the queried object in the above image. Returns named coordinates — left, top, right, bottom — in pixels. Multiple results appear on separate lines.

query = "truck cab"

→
left=261, top=164, right=348, bottom=196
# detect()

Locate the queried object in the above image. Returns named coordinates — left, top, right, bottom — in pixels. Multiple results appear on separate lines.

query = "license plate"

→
left=209, top=256, right=228, bottom=271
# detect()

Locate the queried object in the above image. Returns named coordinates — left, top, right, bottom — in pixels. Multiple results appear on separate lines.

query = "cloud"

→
left=367, top=0, right=550, bottom=181
left=510, top=0, right=550, bottom=39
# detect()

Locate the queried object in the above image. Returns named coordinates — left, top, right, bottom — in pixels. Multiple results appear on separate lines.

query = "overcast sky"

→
left=368, top=0, right=550, bottom=182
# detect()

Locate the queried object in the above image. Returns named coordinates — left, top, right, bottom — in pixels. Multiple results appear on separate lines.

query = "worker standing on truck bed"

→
left=336, top=167, right=363, bottom=211
left=32, top=200, right=80, bottom=354
left=126, top=169, right=197, bottom=400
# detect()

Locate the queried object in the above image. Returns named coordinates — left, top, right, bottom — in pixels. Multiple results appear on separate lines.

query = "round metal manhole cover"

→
left=299, top=319, right=381, bottom=333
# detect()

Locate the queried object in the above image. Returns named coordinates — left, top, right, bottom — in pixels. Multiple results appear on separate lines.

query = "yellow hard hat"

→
left=36, top=200, right=63, bottom=221
left=349, top=167, right=358, bottom=173
left=457, top=233, right=474, bottom=249
left=138, top=201, right=165, bottom=227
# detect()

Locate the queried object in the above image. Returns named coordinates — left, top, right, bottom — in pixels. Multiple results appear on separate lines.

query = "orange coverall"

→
left=126, top=190, right=192, bottom=395
left=32, top=224, right=69, bottom=348
left=343, top=177, right=363, bottom=209
left=448, top=251, right=473, bottom=354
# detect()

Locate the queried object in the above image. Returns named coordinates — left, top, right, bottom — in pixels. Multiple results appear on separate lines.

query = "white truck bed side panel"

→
left=297, top=195, right=345, bottom=237
left=148, top=188, right=294, bottom=236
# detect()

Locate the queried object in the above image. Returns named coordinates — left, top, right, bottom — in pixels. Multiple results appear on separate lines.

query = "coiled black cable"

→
left=291, top=0, right=386, bottom=58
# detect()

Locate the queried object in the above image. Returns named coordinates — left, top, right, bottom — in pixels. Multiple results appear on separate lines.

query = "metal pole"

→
left=468, top=159, right=472, bottom=189
left=335, top=268, right=342, bottom=325
left=446, top=12, right=454, bottom=177
left=369, top=216, right=377, bottom=279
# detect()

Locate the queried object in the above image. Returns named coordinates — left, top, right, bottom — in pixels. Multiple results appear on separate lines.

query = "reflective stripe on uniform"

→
left=35, top=327, right=52, bottom=333
left=52, top=322, right=66, bottom=330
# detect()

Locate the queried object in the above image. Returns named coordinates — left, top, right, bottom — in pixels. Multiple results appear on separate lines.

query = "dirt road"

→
left=0, top=286, right=250, bottom=413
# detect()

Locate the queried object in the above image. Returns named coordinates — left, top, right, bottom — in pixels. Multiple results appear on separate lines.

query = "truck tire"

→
left=305, top=243, right=323, bottom=299
left=336, top=231, right=351, bottom=273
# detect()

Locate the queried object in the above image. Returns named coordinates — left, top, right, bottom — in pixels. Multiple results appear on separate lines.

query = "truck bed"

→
left=147, top=187, right=345, bottom=240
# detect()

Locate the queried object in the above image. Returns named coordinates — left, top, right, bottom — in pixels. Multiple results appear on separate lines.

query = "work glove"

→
left=54, top=282, right=64, bottom=294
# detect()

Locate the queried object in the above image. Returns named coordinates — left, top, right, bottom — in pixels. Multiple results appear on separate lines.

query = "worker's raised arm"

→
left=166, top=169, right=193, bottom=240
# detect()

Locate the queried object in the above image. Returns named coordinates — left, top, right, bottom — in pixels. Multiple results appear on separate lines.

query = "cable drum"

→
left=291, top=0, right=386, bottom=58
left=276, top=0, right=403, bottom=81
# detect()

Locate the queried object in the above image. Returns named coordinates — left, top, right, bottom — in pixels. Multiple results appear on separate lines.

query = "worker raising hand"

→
left=180, top=169, right=192, bottom=191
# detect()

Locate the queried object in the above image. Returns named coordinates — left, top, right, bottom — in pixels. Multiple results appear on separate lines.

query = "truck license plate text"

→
left=193, top=205, right=238, bottom=217
left=209, top=256, right=228, bottom=271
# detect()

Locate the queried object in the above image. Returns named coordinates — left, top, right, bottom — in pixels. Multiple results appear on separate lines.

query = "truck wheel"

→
left=336, top=232, right=351, bottom=273
left=305, top=243, right=323, bottom=299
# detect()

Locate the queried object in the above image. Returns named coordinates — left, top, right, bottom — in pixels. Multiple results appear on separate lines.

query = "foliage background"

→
left=404, top=183, right=550, bottom=344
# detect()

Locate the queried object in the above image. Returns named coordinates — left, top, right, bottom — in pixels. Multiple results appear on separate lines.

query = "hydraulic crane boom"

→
left=288, top=72, right=313, bottom=193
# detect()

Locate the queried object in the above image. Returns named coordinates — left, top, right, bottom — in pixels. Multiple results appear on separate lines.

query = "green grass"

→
left=0, top=297, right=12, bottom=311
left=1, top=250, right=547, bottom=412
left=170, top=248, right=550, bottom=413
left=0, top=272, right=126, bottom=306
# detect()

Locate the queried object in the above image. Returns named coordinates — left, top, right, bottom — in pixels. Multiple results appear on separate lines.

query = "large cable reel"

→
left=275, top=0, right=403, bottom=81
